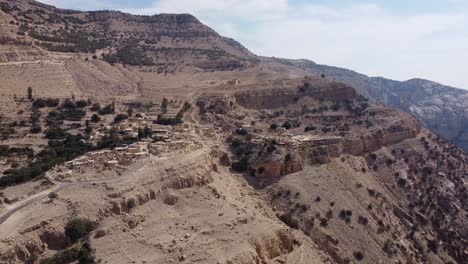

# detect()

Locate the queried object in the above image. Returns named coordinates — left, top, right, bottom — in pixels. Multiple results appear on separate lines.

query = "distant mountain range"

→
left=276, top=59, right=468, bottom=152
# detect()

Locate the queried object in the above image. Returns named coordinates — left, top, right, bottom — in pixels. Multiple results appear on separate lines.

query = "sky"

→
left=39, top=0, right=468, bottom=89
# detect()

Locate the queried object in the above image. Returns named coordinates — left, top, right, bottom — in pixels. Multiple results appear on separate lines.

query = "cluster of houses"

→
left=65, top=141, right=150, bottom=171
left=65, top=118, right=200, bottom=173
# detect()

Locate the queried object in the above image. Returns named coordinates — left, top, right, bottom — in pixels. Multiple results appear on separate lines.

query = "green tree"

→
left=48, top=192, right=57, bottom=201
left=113, top=114, right=128, bottom=123
left=64, top=218, right=96, bottom=243
left=27, top=86, right=33, bottom=100
left=161, top=98, right=168, bottom=114
left=127, top=108, right=133, bottom=117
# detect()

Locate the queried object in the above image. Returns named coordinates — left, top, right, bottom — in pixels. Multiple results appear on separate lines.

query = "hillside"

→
left=1, top=0, right=467, bottom=153
left=0, top=1, right=466, bottom=264
left=276, top=59, right=468, bottom=152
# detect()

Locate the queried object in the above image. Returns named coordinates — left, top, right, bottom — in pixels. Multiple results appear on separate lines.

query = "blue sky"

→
left=40, top=0, right=468, bottom=89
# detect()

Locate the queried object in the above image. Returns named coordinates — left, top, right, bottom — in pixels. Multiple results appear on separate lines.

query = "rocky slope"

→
left=0, top=0, right=256, bottom=71
left=276, top=59, right=468, bottom=152
left=1, top=0, right=467, bottom=152
left=196, top=78, right=467, bottom=263
left=0, top=1, right=466, bottom=263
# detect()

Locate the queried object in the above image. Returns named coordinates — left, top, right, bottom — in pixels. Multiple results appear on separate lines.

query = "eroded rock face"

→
left=197, top=95, right=237, bottom=115
left=247, top=121, right=420, bottom=179
left=4, top=236, right=45, bottom=263
left=249, top=149, right=303, bottom=178
left=343, top=124, right=421, bottom=156
left=252, top=230, right=298, bottom=262
left=235, top=80, right=357, bottom=110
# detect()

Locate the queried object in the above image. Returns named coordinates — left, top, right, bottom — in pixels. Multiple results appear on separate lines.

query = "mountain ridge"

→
left=275, top=58, right=468, bottom=151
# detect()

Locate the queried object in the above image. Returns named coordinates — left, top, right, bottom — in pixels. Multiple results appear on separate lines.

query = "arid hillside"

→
left=0, top=1, right=466, bottom=264
left=1, top=0, right=467, bottom=153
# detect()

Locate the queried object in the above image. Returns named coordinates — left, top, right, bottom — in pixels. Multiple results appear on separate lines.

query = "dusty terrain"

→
left=0, top=1, right=466, bottom=264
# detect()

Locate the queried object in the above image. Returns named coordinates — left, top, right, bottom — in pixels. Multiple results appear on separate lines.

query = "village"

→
left=48, top=100, right=203, bottom=182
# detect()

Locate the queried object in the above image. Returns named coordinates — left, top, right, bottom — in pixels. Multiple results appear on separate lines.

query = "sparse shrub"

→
left=90, top=103, right=101, bottom=112
left=397, top=178, right=406, bottom=187
left=161, top=98, right=168, bottom=114
left=98, top=104, right=114, bottom=115
left=270, top=123, right=278, bottom=130
left=76, top=100, right=88, bottom=108
left=282, top=121, right=292, bottom=130
left=48, top=192, right=58, bottom=200
left=113, top=114, right=128, bottom=123
left=231, top=157, right=249, bottom=172
left=64, top=218, right=97, bottom=243
left=61, top=108, right=86, bottom=121
left=30, top=125, right=42, bottom=134
left=27, top=86, right=33, bottom=100
left=304, top=126, right=316, bottom=132
left=90, top=114, right=100, bottom=123
left=127, top=108, right=133, bottom=117
left=40, top=242, right=95, bottom=264
left=357, top=216, right=369, bottom=226
left=353, top=251, right=364, bottom=261
left=61, top=99, right=77, bottom=109
left=235, top=128, right=248, bottom=136
left=45, top=127, right=66, bottom=139
left=33, top=98, right=60, bottom=108
left=427, top=239, right=438, bottom=253
left=319, top=217, right=328, bottom=227
left=325, top=209, right=333, bottom=219
left=339, top=209, right=353, bottom=223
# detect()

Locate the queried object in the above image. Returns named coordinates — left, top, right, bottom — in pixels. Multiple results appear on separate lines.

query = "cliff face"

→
left=235, top=78, right=357, bottom=110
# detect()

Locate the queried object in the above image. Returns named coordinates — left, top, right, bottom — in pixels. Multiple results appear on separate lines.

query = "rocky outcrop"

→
left=197, top=95, right=237, bottom=115
left=248, top=122, right=420, bottom=179
left=343, top=124, right=421, bottom=156
left=110, top=188, right=157, bottom=215
left=252, top=230, right=298, bottom=262
left=235, top=80, right=357, bottom=110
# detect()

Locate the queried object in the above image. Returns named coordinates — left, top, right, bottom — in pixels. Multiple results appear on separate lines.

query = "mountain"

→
left=0, top=1, right=466, bottom=264
left=275, top=59, right=468, bottom=152
left=0, top=0, right=255, bottom=69
left=1, top=0, right=467, bottom=154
